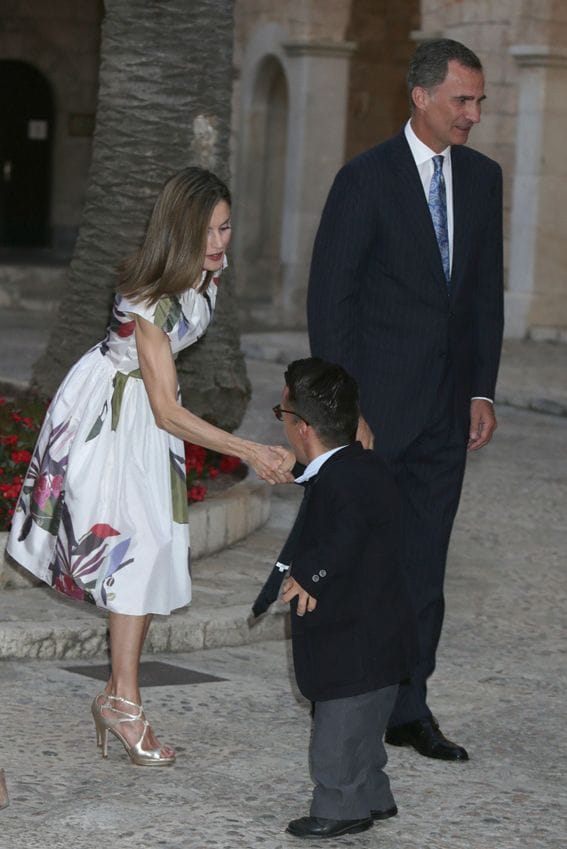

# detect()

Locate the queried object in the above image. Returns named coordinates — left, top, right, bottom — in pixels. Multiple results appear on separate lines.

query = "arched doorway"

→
left=0, top=61, right=53, bottom=248
left=237, top=55, right=288, bottom=306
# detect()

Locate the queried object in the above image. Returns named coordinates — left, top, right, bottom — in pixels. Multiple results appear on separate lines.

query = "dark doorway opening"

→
left=0, top=60, right=53, bottom=248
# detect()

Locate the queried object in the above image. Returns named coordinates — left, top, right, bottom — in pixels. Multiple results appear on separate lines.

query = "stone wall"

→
left=3, top=0, right=566, bottom=337
left=418, top=0, right=519, bottom=292
left=232, top=0, right=355, bottom=326
left=419, top=0, right=567, bottom=339
left=345, top=0, right=420, bottom=159
left=231, top=0, right=420, bottom=326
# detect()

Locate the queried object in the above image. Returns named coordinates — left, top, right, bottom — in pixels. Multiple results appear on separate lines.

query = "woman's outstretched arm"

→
left=134, top=315, right=294, bottom=484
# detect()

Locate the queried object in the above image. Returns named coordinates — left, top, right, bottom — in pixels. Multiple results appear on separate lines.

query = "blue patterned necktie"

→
left=428, top=154, right=450, bottom=287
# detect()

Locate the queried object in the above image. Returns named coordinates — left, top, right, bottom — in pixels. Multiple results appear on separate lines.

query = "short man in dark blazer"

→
left=307, top=39, right=504, bottom=761
left=272, top=357, right=417, bottom=840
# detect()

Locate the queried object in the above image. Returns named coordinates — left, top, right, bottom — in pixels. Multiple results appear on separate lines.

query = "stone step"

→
left=0, top=487, right=293, bottom=661
left=0, top=586, right=287, bottom=660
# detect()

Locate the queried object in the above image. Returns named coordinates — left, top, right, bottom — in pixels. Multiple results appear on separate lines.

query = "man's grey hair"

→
left=407, top=38, right=483, bottom=106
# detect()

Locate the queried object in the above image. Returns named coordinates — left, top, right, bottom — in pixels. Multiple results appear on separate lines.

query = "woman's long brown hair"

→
left=117, top=167, right=231, bottom=305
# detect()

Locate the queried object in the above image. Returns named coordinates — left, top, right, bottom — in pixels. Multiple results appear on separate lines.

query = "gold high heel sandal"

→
left=91, top=693, right=176, bottom=767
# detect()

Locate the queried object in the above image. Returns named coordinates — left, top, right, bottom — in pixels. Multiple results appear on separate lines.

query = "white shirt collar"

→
left=404, top=119, right=450, bottom=166
left=294, top=445, right=348, bottom=484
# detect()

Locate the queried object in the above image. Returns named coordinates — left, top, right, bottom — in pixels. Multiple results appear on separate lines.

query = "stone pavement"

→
left=0, top=310, right=566, bottom=847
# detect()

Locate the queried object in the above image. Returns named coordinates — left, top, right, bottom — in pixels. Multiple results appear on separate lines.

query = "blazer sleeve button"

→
left=312, top=574, right=320, bottom=582
left=319, top=569, right=327, bottom=577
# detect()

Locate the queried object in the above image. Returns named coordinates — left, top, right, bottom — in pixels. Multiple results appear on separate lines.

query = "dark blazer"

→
left=307, top=130, right=504, bottom=455
left=288, top=442, right=417, bottom=703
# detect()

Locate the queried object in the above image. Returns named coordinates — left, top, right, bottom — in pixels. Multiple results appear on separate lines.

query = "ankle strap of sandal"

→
left=102, top=695, right=145, bottom=722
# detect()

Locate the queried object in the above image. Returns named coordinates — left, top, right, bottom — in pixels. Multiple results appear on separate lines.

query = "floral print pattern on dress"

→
left=48, top=505, right=134, bottom=606
left=16, top=419, right=72, bottom=541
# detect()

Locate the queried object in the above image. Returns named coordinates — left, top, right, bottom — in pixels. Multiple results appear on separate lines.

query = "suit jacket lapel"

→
left=450, top=145, right=475, bottom=298
left=388, top=132, right=449, bottom=293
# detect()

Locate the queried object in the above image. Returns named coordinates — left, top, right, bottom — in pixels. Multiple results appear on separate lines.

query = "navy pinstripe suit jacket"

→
left=307, top=130, right=504, bottom=455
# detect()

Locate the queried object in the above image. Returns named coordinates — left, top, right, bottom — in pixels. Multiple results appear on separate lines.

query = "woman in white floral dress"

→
left=7, top=168, right=293, bottom=766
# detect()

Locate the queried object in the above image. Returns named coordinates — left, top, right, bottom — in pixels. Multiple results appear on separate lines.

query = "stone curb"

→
left=0, top=476, right=271, bottom=590
left=498, top=392, right=567, bottom=418
left=0, top=595, right=288, bottom=661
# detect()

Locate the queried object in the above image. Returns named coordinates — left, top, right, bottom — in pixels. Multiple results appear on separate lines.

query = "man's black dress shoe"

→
left=286, top=816, right=373, bottom=838
left=371, top=804, right=398, bottom=820
left=385, top=718, right=469, bottom=761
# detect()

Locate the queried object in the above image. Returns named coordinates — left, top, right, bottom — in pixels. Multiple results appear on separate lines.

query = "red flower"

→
left=54, top=573, right=85, bottom=601
left=11, top=449, right=32, bottom=465
left=208, top=467, right=219, bottom=479
left=184, top=443, right=207, bottom=463
left=188, top=484, right=207, bottom=503
left=185, top=456, right=204, bottom=473
left=32, top=474, right=51, bottom=509
left=0, top=484, right=20, bottom=499
left=0, top=435, right=18, bottom=446
left=219, top=455, right=241, bottom=474
left=117, top=319, right=136, bottom=338
left=90, top=523, right=120, bottom=539
left=51, top=475, right=64, bottom=498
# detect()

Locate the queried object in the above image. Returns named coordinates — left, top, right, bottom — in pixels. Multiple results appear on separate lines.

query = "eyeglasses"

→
left=272, top=404, right=310, bottom=426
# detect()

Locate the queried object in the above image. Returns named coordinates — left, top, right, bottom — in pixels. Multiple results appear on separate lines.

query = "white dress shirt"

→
left=404, top=120, right=454, bottom=273
left=404, top=121, right=492, bottom=405
left=294, top=445, right=347, bottom=484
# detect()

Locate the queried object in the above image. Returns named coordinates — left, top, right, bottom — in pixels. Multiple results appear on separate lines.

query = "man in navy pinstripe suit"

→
left=307, top=39, right=504, bottom=761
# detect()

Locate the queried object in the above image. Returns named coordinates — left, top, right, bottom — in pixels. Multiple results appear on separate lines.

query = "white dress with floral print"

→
left=7, top=277, right=219, bottom=615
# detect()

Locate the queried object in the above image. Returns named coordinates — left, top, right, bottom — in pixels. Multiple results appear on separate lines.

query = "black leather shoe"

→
left=371, top=804, right=398, bottom=820
left=385, top=718, right=469, bottom=761
left=286, top=816, right=373, bottom=838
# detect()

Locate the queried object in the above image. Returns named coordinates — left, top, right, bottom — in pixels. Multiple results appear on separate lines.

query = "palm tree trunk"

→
left=32, top=0, right=250, bottom=430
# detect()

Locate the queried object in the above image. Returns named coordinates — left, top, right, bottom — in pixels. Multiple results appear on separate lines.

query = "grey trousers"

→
left=309, top=685, right=398, bottom=820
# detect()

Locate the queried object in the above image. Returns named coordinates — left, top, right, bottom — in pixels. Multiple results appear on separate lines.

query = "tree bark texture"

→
left=32, top=0, right=250, bottom=431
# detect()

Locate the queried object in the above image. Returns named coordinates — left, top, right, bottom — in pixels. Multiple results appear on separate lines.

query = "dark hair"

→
left=284, top=358, right=359, bottom=448
left=117, top=166, right=231, bottom=305
left=407, top=38, right=482, bottom=104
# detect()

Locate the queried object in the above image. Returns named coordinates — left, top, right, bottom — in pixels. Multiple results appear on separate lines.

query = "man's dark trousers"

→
left=381, top=366, right=467, bottom=727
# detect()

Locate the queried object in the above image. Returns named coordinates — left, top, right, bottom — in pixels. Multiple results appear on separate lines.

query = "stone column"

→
left=279, top=39, right=356, bottom=326
left=507, top=45, right=567, bottom=340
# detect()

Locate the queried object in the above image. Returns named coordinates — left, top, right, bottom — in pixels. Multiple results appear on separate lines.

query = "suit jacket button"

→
left=319, top=569, right=327, bottom=577
left=312, top=574, right=320, bottom=582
